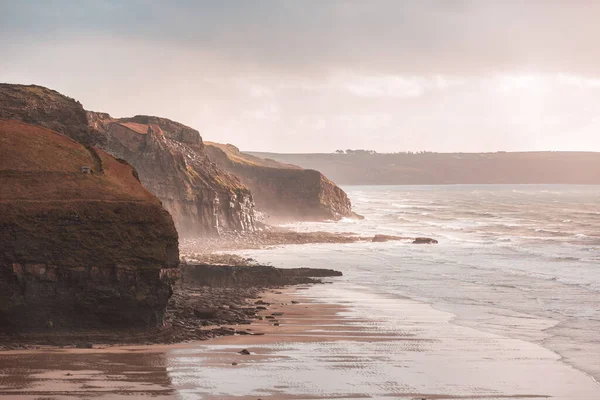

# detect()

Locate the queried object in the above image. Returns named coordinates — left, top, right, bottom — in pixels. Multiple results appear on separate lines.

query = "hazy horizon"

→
left=2, top=1, right=600, bottom=153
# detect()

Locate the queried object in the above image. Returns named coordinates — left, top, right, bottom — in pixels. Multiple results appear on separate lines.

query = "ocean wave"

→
left=533, top=228, right=569, bottom=237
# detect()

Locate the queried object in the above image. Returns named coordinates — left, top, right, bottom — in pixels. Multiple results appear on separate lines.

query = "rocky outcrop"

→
left=0, top=84, right=256, bottom=237
left=0, top=119, right=179, bottom=331
left=87, top=114, right=255, bottom=237
left=205, top=142, right=356, bottom=222
left=0, top=84, right=105, bottom=147
left=181, top=263, right=342, bottom=287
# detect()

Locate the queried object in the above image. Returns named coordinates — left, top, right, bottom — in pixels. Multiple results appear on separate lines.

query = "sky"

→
left=2, top=0, right=600, bottom=153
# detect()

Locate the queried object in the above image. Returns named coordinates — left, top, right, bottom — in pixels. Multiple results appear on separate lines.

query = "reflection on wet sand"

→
left=0, top=351, right=175, bottom=399
left=1, top=285, right=600, bottom=399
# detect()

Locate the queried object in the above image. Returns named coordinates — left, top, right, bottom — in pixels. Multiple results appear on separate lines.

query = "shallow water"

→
left=255, top=184, right=600, bottom=382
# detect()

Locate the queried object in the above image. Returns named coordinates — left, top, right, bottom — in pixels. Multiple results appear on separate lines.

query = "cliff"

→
left=0, top=84, right=105, bottom=147
left=0, top=84, right=255, bottom=237
left=205, top=142, right=355, bottom=222
left=248, top=151, right=600, bottom=185
left=0, top=119, right=179, bottom=331
left=87, top=114, right=255, bottom=237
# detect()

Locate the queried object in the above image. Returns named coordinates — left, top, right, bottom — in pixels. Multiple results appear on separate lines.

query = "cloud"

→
left=2, top=1, right=600, bottom=152
left=3, top=1, right=600, bottom=76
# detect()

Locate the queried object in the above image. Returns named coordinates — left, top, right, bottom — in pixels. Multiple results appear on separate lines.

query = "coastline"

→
left=2, top=225, right=599, bottom=399
left=3, top=282, right=600, bottom=399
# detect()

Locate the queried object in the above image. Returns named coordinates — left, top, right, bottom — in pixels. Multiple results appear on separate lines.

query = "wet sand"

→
left=1, top=284, right=599, bottom=399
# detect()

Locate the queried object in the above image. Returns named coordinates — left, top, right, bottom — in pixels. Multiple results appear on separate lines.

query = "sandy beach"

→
left=1, top=282, right=599, bottom=399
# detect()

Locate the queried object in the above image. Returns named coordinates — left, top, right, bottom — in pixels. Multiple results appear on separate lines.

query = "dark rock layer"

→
left=181, top=262, right=342, bottom=287
left=0, top=119, right=179, bottom=332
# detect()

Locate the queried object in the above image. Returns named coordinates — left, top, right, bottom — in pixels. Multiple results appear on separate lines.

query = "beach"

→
left=1, top=283, right=599, bottom=399
left=1, top=184, right=600, bottom=399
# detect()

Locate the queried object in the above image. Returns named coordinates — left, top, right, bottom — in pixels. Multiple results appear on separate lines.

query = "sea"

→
left=240, top=184, right=600, bottom=391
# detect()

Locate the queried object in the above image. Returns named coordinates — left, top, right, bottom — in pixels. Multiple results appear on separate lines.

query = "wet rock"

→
left=193, top=308, right=218, bottom=319
left=413, top=237, right=438, bottom=244
left=372, top=234, right=406, bottom=242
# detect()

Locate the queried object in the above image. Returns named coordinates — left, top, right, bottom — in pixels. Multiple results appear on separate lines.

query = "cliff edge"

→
left=205, top=142, right=356, bottom=222
left=87, top=113, right=255, bottom=237
left=0, top=83, right=256, bottom=237
left=0, top=119, right=179, bottom=331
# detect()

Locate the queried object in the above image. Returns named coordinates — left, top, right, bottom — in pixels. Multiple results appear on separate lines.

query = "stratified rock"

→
left=87, top=114, right=256, bottom=236
left=0, top=84, right=256, bottom=237
left=205, top=142, right=357, bottom=222
left=0, top=119, right=179, bottom=332
left=181, top=263, right=342, bottom=287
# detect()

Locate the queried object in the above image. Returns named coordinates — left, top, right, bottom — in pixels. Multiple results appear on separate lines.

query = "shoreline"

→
left=0, top=259, right=343, bottom=351
left=1, top=282, right=600, bottom=399
left=3, top=282, right=599, bottom=399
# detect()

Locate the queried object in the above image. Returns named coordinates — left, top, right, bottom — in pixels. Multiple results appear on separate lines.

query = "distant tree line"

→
left=334, top=149, right=438, bottom=155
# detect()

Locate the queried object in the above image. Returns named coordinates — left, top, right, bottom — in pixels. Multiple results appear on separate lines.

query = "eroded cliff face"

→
left=205, top=143, right=355, bottom=222
left=0, top=84, right=256, bottom=237
left=0, top=119, right=179, bottom=331
left=87, top=113, right=255, bottom=236
left=0, top=84, right=105, bottom=147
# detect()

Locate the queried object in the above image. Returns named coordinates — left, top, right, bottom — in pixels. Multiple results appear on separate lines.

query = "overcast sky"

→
left=2, top=1, right=600, bottom=153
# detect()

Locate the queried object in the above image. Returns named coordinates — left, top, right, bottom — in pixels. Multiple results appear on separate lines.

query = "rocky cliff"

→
left=205, top=142, right=355, bottom=222
left=0, top=119, right=179, bottom=331
left=87, top=113, right=255, bottom=236
left=0, top=84, right=256, bottom=237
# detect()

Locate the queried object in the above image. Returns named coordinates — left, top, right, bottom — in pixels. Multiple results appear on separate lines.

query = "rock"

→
left=238, top=349, right=251, bottom=355
left=256, top=306, right=267, bottom=310
left=273, top=323, right=280, bottom=326
left=181, top=263, right=342, bottom=287
left=0, top=119, right=179, bottom=332
left=413, top=237, right=438, bottom=244
left=205, top=142, right=356, bottom=222
left=255, top=300, right=270, bottom=305
left=75, top=343, right=93, bottom=349
left=265, top=316, right=275, bottom=319
left=0, top=84, right=256, bottom=237
left=271, top=312, right=284, bottom=316
left=232, top=362, right=238, bottom=366
left=291, top=301, right=300, bottom=304
left=193, top=308, right=218, bottom=319
left=372, top=234, right=406, bottom=242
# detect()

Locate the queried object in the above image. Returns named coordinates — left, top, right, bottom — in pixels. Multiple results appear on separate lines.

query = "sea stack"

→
left=0, top=119, right=179, bottom=331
